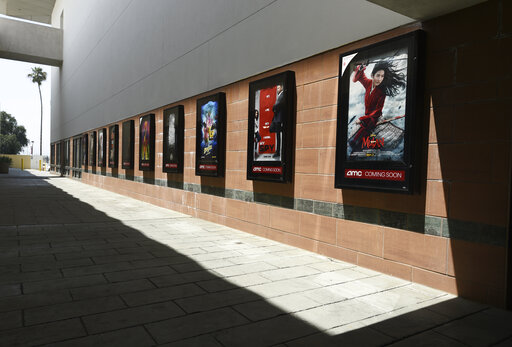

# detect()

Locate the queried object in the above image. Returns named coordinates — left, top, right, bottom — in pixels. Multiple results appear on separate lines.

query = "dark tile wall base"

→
left=71, top=169, right=506, bottom=247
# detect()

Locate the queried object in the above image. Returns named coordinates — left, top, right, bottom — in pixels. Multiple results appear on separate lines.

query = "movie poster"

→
left=247, top=71, right=295, bottom=182
left=64, top=140, right=70, bottom=166
left=201, top=102, right=218, bottom=160
left=73, top=137, right=81, bottom=168
left=51, top=143, right=55, bottom=165
left=139, top=114, right=155, bottom=171
left=335, top=31, right=422, bottom=193
left=108, top=125, right=118, bottom=168
left=163, top=105, right=184, bottom=173
left=195, top=93, right=225, bottom=177
left=82, top=133, right=88, bottom=166
left=122, top=120, right=134, bottom=169
left=98, top=128, right=106, bottom=167
left=254, top=86, right=280, bottom=161
left=344, top=48, right=408, bottom=162
left=89, top=131, right=96, bottom=166
left=55, top=142, right=62, bottom=166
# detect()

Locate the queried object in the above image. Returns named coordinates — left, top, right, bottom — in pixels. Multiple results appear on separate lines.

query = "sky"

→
left=0, top=58, right=52, bottom=156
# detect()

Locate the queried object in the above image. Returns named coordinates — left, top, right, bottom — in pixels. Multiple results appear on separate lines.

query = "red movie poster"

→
left=254, top=86, right=278, bottom=160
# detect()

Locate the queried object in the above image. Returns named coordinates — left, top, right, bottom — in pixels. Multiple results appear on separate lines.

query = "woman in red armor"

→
left=349, top=61, right=405, bottom=150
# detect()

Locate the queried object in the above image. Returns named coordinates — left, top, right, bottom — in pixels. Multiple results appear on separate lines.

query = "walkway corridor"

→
left=1, top=169, right=511, bottom=346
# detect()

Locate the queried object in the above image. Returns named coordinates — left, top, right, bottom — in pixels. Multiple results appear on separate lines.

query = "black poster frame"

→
left=73, top=137, right=81, bottom=168
left=139, top=114, right=155, bottom=171
left=246, top=70, right=295, bottom=183
left=88, top=131, right=96, bottom=166
left=335, top=30, right=423, bottom=193
left=122, top=120, right=134, bottom=169
left=163, top=105, right=184, bottom=173
left=51, top=143, right=55, bottom=165
left=195, top=92, right=226, bottom=177
left=82, top=133, right=88, bottom=166
left=58, top=142, right=62, bottom=167
left=56, top=141, right=61, bottom=166
left=64, top=140, right=70, bottom=167
left=97, top=128, right=106, bottom=168
left=108, top=124, right=119, bottom=168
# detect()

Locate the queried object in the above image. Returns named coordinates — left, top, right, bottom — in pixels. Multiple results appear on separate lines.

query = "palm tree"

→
left=27, top=67, right=47, bottom=156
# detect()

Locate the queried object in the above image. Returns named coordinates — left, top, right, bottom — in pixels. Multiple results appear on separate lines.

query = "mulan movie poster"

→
left=108, top=125, right=118, bottom=168
left=344, top=48, right=408, bottom=162
left=139, top=114, right=155, bottom=171
left=335, top=31, right=423, bottom=193
left=98, top=128, right=106, bottom=167
left=247, top=71, right=295, bottom=183
left=195, top=93, right=225, bottom=177
left=163, top=105, right=184, bottom=173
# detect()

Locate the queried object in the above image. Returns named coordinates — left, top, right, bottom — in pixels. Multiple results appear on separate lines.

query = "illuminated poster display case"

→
left=73, top=136, right=81, bottom=168
left=81, top=133, right=88, bottom=166
left=56, top=141, right=61, bottom=166
left=139, top=114, right=155, bottom=171
left=335, top=31, right=423, bottom=193
left=64, top=140, right=70, bottom=166
left=51, top=143, right=55, bottom=165
left=108, top=125, right=119, bottom=168
left=122, top=120, right=134, bottom=169
left=195, top=93, right=226, bottom=177
left=246, top=71, right=295, bottom=183
left=88, top=131, right=96, bottom=166
left=163, top=105, right=184, bottom=173
left=97, top=128, right=106, bottom=168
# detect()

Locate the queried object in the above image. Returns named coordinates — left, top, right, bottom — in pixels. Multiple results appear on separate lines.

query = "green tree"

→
left=27, top=66, right=47, bottom=156
left=0, top=111, right=29, bottom=154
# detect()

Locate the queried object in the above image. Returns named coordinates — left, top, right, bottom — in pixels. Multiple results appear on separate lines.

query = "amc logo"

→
left=345, top=170, right=362, bottom=177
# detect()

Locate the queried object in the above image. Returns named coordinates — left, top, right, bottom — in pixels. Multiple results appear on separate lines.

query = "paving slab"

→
left=434, top=308, right=512, bottom=346
left=82, top=300, right=184, bottom=334
left=49, top=326, right=155, bottom=347
left=0, top=169, right=511, bottom=345
left=159, top=334, right=223, bottom=347
left=214, top=314, right=318, bottom=347
left=286, top=324, right=393, bottom=347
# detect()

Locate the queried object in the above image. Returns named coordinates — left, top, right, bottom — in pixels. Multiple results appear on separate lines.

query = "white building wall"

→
left=50, top=0, right=412, bottom=141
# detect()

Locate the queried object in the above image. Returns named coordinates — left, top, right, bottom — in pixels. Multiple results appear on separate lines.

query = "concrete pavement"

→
left=1, top=169, right=511, bottom=346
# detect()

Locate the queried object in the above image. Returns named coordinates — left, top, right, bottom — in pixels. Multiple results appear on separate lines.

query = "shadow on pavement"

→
left=0, top=170, right=511, bottom=346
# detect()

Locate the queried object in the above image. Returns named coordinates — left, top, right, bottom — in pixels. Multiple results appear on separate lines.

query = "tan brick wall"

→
left=55, top=0, right=511, bottom=307
left=421, top=0, right=510, bottom=306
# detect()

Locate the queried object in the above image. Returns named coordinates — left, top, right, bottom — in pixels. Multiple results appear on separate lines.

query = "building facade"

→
left=49, top=0, right=512, bottom=307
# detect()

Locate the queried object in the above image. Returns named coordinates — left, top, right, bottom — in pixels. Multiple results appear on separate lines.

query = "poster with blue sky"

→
left=195, top=93, right=225, bottom=177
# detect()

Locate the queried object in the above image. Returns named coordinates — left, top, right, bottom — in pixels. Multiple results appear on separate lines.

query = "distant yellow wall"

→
left=0, top=154, right=31, bottom=169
